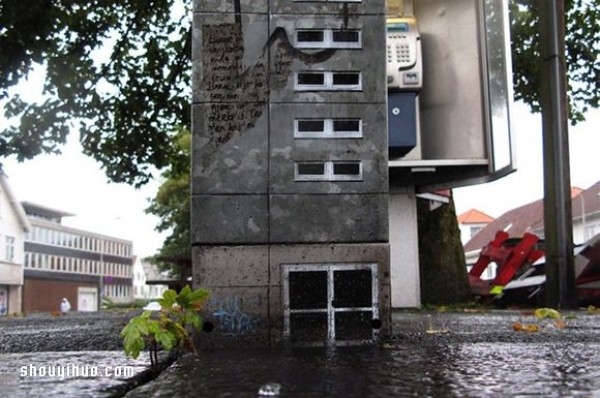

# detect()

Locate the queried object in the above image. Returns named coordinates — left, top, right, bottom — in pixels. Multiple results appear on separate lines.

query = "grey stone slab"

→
left=269, top=0, right=385, bottom=15
left=198, top=285, right=271, bottom=343
left=268, top=14, right=386, bottom=104
left=191, top=104, right=268, bottom=194
left=269, top=102, right=388, bottom=194
left=268, top=243, right=390, bottom=286
left=191, top=195, right=268, bottom=244
left=192, top=13, right=269, bottom=104
left=193, top=246, right=269, bottom=287
left=195, top=0, right=268, bottom=13
left=269, top=193, right=388, bottom=243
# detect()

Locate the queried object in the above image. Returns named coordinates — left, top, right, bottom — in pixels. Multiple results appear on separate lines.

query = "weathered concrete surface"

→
left=192, top=243, right=391, bottom=347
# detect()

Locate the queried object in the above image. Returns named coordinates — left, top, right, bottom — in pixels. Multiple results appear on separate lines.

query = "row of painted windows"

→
left=291, top=22, right=366, bottom=182
left=24, top=252, right=132, bottom=278
left=25, top=226, right=132, bottom=257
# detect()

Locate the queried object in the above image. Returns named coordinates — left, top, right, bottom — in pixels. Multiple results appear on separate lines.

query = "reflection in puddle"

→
left=1, top=343, right=600, bottom=397
left=125, top=343, right=600, bottom=397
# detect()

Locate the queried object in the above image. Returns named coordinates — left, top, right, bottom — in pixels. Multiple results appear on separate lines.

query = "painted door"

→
left=283, top=263, right=379, bottom=345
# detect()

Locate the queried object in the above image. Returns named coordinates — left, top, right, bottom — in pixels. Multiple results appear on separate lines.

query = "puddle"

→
left=124, top=343, right=600, bottom=397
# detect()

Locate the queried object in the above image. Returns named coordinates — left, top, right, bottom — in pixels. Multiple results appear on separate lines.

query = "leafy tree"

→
left=145, top=128, right=191, bottom=275
left=0, top=0, right=191, bottom=186
left=510, top=0, right=600, bottom=124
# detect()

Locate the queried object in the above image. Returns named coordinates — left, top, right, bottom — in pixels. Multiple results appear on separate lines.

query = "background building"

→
left=132, top=256, right=169, bottom=300
left=457, top=208, right=494, bottom=245
left=22, top=202, right=134, bottom=312
left=0, top=171, right=31, bottom=315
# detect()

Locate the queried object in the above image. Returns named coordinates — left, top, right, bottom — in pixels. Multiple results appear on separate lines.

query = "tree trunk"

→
left=417, top=196, right=471, bottom=305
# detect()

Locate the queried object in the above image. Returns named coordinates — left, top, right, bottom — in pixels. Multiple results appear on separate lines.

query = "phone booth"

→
left=387, top=0, right=515, bottom=185
left=386, top=0, right=515, bottom=308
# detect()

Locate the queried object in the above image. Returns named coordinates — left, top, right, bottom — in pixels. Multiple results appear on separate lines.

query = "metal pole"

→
left=538, top=0, right=577, bottom=308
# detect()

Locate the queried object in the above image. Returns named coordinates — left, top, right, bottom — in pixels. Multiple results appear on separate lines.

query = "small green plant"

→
left=120, top=285, right=209, bottom=370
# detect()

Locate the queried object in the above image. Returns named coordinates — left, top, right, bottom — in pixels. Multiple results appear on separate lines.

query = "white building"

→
left=133, top=257, right=169, bottom=300
left=0, top=170, right=31, bottom=315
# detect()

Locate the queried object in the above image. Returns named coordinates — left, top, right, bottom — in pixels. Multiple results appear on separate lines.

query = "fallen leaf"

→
left=512, top=322, right=539, bottom=332
left=554, top=320, right=567, bottom=329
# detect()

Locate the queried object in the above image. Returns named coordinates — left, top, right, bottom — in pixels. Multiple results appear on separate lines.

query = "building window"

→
left=295, top=71, right=362, bottom=91
left=470, top=226, right=483, bottom=238
left=5, top=236, right=15, bottom=262
left=295, top=29, right=362, bottom=49
left=295, top=118, right=362, bottom=139
left=295, top=161, right=363, bottom=181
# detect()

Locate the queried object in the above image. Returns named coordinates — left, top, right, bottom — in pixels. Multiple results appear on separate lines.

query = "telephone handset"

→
left=386, top=17, right=422, bottom=91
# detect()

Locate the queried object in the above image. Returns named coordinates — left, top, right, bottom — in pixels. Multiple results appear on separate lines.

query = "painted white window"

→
left=295, top=161, right=362, bottom=181
left=295, top=29, right=362, bottom=49
left=295, top=118, right=362, bottom=139
left=295, top=71, right=362, bottom=91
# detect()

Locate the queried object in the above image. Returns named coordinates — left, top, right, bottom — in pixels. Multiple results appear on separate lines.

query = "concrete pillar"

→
left=389, top=186, right=421, bottom=308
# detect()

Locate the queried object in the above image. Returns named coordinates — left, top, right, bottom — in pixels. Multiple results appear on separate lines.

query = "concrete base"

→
left=193, top=243, right=390, bottom=347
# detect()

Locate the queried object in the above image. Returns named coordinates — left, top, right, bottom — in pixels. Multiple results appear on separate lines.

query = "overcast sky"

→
left=453, top=104, right=600, bottom=218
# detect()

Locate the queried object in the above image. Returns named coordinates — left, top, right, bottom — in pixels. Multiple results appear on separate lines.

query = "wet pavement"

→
left=2, top=310, right=600, bottom=397
left=125, top=311, right=600, bottom=397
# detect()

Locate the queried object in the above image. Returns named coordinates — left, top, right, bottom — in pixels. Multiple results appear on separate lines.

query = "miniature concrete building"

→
left=192, top=0, right=390, bottom=345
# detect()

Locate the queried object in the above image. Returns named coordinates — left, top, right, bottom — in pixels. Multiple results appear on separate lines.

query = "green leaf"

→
left=187, top=312, right=203, bottom=331
left=154, top=329, right=177, bottom=351
left=158, top=289, right=178, bottom=308
left=121, top=314, right=153, bottom=359
left=177, top=285, right=192, bottom=307
left=534, top=308, right=561, bottom=319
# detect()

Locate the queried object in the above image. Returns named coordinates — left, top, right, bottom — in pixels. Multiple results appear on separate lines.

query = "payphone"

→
left=387, top=17, right=422, bottom=158
left=386, top=17, right=422, bottom=91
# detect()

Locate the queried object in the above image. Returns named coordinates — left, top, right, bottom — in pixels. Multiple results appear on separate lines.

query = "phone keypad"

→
left=386, top=37, right=413, bottom=66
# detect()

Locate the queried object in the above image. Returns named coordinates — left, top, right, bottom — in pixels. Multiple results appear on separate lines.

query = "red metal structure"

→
left=468, top=231, right=545, bottom=297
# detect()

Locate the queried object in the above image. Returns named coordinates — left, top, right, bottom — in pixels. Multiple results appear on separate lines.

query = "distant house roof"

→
left=464, top=182, right=600, bottom=253
left=457, top=209, right=494, bottom=225
left=554, top=181, right=600, bottom=229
